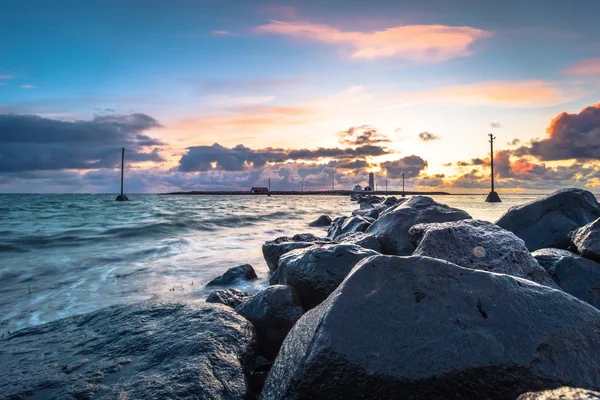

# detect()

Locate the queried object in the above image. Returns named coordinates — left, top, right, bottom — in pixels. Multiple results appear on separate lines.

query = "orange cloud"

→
left=563, top=58, right=600, bottom=75
left=405, top=80, right=581, bottom=107
left=254, top=20, right=490, bottom=62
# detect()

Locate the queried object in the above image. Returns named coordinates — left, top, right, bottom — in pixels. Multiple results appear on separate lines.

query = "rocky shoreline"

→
left=2, top=188, right=600, bottom=399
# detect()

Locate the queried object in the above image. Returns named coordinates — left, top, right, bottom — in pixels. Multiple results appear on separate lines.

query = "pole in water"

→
left=485, top=133, right=501, bottom=203
left=268, top=177, right=271, bottom=196
left=402, top=172, right=406, bottom=197
left=115, top=147, right=129, bottom=201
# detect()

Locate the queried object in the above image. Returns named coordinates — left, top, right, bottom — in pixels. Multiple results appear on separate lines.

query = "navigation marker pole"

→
left=115, top=147, right=129, bottom=201
left=485, top=133, right=501, bottom=203
left=402, top=172, right=406, bottom=197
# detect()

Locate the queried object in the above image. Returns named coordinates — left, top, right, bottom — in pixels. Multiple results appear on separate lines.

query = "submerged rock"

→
left=518, top=387, right=600, bottom=399
left=262, top=256, right=600, bottom=399
left=496, top=188, right=600, bottom=251
left=0, top=302, right=257, bottom=400
left=262, top=235, right=331, bottom=272
left=206, top=263, right=258, bottom=286
left=309, top=215, right=332, bottom=227
left=570, top=217, right=600, bottom=262
left=532, top=248, right=600, bottom=309
left=206, top=288, right=253, bottom=308
left=366, top=196, right=472, bottom=255
left=410, top=219, right=557, bottom=287
left=235, top=285, right=304, bottom=360
left=278, top=244, right=379, bottom=310
left=334, top=231, right=382, bottom=252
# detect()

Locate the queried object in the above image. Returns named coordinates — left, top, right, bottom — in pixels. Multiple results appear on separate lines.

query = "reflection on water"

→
left=0, top=193, right=537, bottom=332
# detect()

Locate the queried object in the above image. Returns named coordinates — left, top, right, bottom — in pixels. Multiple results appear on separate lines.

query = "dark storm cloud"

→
left=380, top=155, right=428, bottom=179
left=177, top=143, right=392, bottom=172
left=518, top=103, right=600, bottom=161
left=0, top=113, right=165, bottom=172
left=418, top=131, right=440, bottom=141
left=337, top=125, right=391, bottom=146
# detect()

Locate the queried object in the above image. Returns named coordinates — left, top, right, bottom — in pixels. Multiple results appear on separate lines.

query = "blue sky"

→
left=1, top=0, right=600, bottom=192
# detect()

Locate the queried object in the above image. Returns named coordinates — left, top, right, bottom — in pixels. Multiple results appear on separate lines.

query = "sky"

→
left=1, top=0, right=600, bottom=193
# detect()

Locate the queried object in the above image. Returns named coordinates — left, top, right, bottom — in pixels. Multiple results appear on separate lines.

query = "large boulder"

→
left=206, top=263, right=258, bottom=286
left=410, top=220, right=557, bottom=288
left=206, top=288, right=253, bottom=308
left=366, top=196, right=472, bottom=255
left=235, top=285, right=304, bottom=359
left=570, top=218, right=600, bottom=261
left=262, top=235, right=331, bottom=272
left=278, top=244, right=379, bottom=310
left=496, top=188, right=600, bottom=251
left=532, top=248, right=600, bottom=309
left=334, top=231, right=382, bottom=252
left=262, top=256, right=600, bottom=400
left=518, top=387, right=600, bottom=399
left=0, top=302, right=257, bottom=400
left=309, top=215, right=332, bottom=227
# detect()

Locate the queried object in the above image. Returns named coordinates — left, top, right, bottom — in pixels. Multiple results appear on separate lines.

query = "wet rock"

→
left=206, top=263, right=258, bottom=286
left=262, top=256, right=600, bottom=400
left=278, top=244, right=379, bottom=310
left=518, top=387, right=600, bottom=399
left=0, top=302, right=257, bottom=400
left=366, top=196, right=472, bottom=255
left=309, top=215, right=332, bottom=227
left=410, top=219, right=557, bottom=287
left=334, top=231, right=382, bottom=252
left=326, top=216, right=348, bottom=238
left=496, top=188, right=600, bottom=251
left=268, top=268, right=280, bottom=285
left=532, top=248, right=600, bottom=309
left=351, top=208, right=380, bottom=219
left=570, top=217, right=600, bottom=262
left=206, top=288, right=253, bottom=308
left=384, top=196, right=400, bottom=207
left=262, top=236, right=331, bottom=272
left=235, top=285, right=304, bottom=360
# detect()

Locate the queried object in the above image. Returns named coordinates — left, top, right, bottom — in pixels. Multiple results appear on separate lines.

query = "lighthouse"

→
left=368, top=172, right=375, bottom=192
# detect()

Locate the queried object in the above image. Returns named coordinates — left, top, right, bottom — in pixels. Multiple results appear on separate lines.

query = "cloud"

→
left=20, top=85, right=36, bottom=89
left=177, top=142, right=393, bottom=172
left=212, top=30, right=230, bottom=35
left=337, top=125, right=391, bottom=146
left=490, top=122, right=501, bottom=128
left=380, top=155, right=428, bottom=179
left=254, top=20, right=489, bottom=62
left=405, top=80, right=580, bottom=108
left=563, top=58, right=600, bottom=75
left=517, top=102, right=600, bottom=161
left=507, top=138, right=521, bottom=146
left=418, top=131, right=440, bottom=141
left=0, top=113, right=165, bottom=172
left=0, top=75, right=13, bottom=80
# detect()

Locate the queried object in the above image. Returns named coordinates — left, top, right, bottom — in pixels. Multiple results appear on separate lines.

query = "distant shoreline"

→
left=161, top=190, right=451, bottom=196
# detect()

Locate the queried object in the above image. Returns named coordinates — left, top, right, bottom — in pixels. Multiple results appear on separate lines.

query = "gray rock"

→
left=235, top=285, right=304, bottom=359
left=570, top=217, right=600, bottom=262
left=351, top=208, right=380, bottom=219
left=309, top=215, right=332, bottom=227
left=384, top=196, right=400, bottom=207
left=206, top=288, right=253, bottom=308
left=262, top=236, right=331, bottom=272
left=532, top=248, right=600, bottom=309
left=496, top=188, right=600, bottom=251
left=206, top=263, right=258, bottom=286
left=410, top=219, right=557, bottom=287
left=334, top=231, right=382, bottom=252
left=262, top=256, right=600, bottom=400
left=326, top=216, right=348, bottom=239
left=518, top=387, right=600, bottom=399
left=278, top=244, right=379, bottom=310
left=335, top=215, right=373, bottom=238
left=0, top=302, right=257, bottom=400
left=268, top=268, right=279, bottom=285
left=366, top=196, right=472, bottom=255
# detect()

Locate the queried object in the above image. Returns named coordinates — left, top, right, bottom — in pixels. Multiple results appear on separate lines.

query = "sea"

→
left=0, top=193, right=543, bottom=333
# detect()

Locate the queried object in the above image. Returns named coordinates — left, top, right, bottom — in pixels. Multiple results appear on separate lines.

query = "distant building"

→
left=364, top=186, right=372, bottom=192
left=251, top=187, right=269, bottom=194
left=353, top=184, right=362, bottom=191
left=368, top=172, right=375, bottom=191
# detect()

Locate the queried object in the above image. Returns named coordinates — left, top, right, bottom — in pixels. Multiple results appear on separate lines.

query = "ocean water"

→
left=0, top=193, right=540, bottom=333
